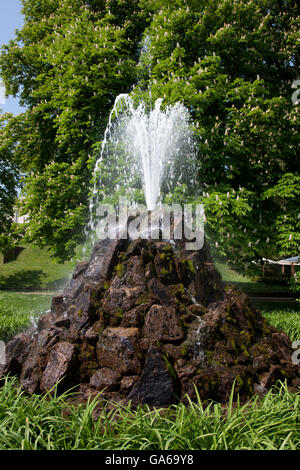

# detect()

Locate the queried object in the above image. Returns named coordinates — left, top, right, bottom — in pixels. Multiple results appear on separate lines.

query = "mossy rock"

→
left=114, top=262, right=126, bottom=278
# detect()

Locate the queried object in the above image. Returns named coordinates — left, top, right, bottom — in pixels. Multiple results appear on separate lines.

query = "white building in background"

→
left=0, top=81, right=6, bottom=105
left=13, top=198, right=28, bottom=224
left=13, top=209, right=27, bottom=224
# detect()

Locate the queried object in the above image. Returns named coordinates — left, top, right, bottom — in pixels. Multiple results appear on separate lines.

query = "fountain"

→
left=2, top=230, right=299, bottom=406
left=1, top=90, right=299, bottom=407
left=87, top=93, right=196, bottom=245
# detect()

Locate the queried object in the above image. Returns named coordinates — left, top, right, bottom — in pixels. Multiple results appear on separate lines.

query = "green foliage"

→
left=0, top=0, right=148, bottom=260
left=288, top=265, right=300, bottom=304
left=137, top=0, right=300, bottom=274
left=22, top=160, right=88, bottom=260
left=0, top=0, right=299, bottom=270
left=263, top=308, right=300, bottom=342
left=0, top=113, right=20, bottom=253
left=263, top=174, right=300, bottom=257
left=0, top=377, right=299, bottom=450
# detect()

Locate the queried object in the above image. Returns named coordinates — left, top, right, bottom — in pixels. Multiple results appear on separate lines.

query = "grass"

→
left=0, top=244, right=76, bottom=340
left=0, top=245, right=76, bottom=291
left=250, top=300, right=300, bottom=342
left=0, top=292, right=52, bottom=342
left=0, top=377, right=298, bottom=450
left=263, top=309, right=300, bottom=342
left=216, top=262, right=291, bottom=294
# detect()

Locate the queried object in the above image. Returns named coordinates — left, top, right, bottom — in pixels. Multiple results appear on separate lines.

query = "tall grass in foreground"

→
left=0, top=377, right=299, bottom=450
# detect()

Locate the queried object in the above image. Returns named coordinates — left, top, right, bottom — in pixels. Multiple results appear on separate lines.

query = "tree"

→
left=0, top=113, right=20, bottom=253
left=135, top=0, right=300, bottom=273
left=0, top=0, right=148, bottom=260
left=0, top=0, right=299, bottom=271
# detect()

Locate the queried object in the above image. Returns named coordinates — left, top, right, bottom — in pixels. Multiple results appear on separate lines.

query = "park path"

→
left=7, top=291, right=60, bottom=296
left=9, top=291, right=298, bottom=303
left=249, top=296, right=297, bottom=303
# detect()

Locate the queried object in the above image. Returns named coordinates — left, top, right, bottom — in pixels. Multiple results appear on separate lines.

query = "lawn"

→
left=0, top=292, right=52, bottom=342
left=255, top=301, right=300, bottom=343
left=216, top=262, right=292, bottom=294
left=0, top=245, right=77, bottom=340
left=0, top=245, right=77, bottom=291
left=0, top=244, right=77, bottom=340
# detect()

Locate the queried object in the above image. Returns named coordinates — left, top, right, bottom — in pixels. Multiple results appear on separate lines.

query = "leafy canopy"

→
left=0, top=0, right=299, bottom=271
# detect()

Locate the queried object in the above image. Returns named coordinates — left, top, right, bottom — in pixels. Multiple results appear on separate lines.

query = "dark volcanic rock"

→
left=40, top=342, right=76, bottom=392
left=20, top=329, right=60, bottom=394
left=2, top=235, right=299, bottom=406
left=129, top=348, right=178, bottom=407
left=4, top=333, right=32, bottom=376
left=147, top=278, right=176, bottom=306
left=120, top=375, right=139, bottom=394
left=90, top=367, right=119, bottom=391
left=143, top=305, right=183, bottom=342
left=96, top=327, right=141, bottom=375
left=51, top=295, right=66, bottom=317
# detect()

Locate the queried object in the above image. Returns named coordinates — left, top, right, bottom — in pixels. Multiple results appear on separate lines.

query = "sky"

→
left=0, top=0, right=25, bottom=115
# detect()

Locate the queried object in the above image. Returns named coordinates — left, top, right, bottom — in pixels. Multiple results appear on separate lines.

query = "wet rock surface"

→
left=129, top=347, right=177, bottom=407
left=2, top=237, right=299, bottom=406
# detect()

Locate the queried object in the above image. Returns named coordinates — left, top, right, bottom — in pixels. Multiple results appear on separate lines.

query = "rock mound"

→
left=2, top=238, right=300, bottom=405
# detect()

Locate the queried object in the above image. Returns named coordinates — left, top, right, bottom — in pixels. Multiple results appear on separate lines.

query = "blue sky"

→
left=0, top=0, right=25, bottom=115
